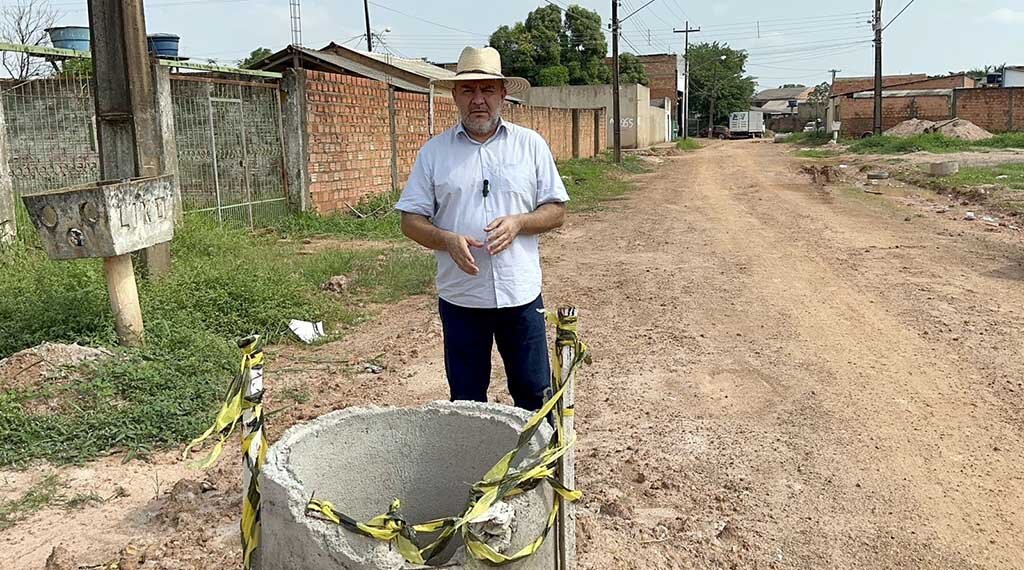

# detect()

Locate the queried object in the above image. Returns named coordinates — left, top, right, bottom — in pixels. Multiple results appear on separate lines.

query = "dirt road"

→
left=5, top=140, right=1024, bottom=569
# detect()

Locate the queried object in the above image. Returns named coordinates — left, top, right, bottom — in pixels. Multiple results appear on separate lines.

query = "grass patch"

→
left=268, top=192, right=403, bottom=241
left=936, top=163, right=1024, bottom=191
left=0, top=474, right=61, bottom=530
left=795, top=149, right=837, bottom=159
left=785, top=131, right=833, bottom=146
left=0, top=217, right=434, bottom=467
left=675, top=138, right=702, bottom=151
left=849, top=132, right=1024, bottom=155
left=559, top=154, right=646, bottom=212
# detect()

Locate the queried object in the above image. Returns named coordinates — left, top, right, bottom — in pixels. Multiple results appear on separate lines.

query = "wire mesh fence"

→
left=171, top=76, right=288, bottom=228
left=0, top=57, right=99, bottom=197
left=0, top=48, right=290, bottom=231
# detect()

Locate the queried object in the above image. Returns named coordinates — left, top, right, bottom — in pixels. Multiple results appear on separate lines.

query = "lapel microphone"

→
left=482, top=179, right=490, bottom=197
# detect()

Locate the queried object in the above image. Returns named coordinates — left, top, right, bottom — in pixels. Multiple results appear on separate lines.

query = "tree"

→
left=687, top=42, right=755, bottom=131
left=807, top=81, right=830, bottom=120
left=489, top=4, right=609, bottom=86
left=1, top=0, right=59, bottom=80
left=956, top=64, right=1006, bottom=81
left=56, top=57, right=91, bottom=78
left=239, top=47, right=273, bottom=69
left=618, top=53, right=648, bottom=86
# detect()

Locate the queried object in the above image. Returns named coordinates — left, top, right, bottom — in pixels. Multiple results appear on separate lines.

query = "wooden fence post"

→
left=0, top=98, right=14, bottom=244
left=571, top=109, right=580, bottom=159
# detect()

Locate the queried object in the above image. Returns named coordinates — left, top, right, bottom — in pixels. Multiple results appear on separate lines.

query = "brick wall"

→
left=302, top=70, right=605, bottom=213
left=304, top=71, right=392, bottom=212
left=954, top=87, right=1024, bottom=133
left=604, top=53, right=678, bottom=115
left=838, top=94, right=952, bottom=136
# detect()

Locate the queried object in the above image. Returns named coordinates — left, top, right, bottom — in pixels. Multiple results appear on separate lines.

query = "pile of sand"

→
left=885, top=117, right=994, bottom=141
left=932, top=118, right=994, bottom=141
left=885, top=118, right=934, bottom=136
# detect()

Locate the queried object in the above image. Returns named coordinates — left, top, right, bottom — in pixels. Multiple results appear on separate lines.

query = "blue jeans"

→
left=438, top=295, right=551, bottom=411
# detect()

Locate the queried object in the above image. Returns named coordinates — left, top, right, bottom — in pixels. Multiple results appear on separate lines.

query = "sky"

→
left=32, top=0, right=1024, bottom=89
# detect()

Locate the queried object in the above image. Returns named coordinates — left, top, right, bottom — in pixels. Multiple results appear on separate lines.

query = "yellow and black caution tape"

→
left=306, top=310, right=589, bottom=566
left=183, top=336, right=266, bottom=570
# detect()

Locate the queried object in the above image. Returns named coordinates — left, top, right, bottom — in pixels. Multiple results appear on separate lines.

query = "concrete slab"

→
left=261, top=401, right=556, bottom=570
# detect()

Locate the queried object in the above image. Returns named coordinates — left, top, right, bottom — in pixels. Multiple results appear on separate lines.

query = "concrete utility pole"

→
left=873, top=0, right=883, bottom=135
left=674, top=22, right=700, bottom=140
left=87, top=0, right=167, bottom=344
left=611, top=0, right=621, bottom=163
left=363, top=0, right=373, bottom=52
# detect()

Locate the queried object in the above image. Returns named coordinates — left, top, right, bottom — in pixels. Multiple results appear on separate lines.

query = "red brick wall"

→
left=838, top=94, right=952, bottom=136
left=303, top=70, right=605, bottom=213
left=832, top=74, right=927, bottom=96
left=604, top=53, right=679, bottom=114
left=955, top=87, right=1024, bottom=133
left=304, top=71, right=392, bottom=212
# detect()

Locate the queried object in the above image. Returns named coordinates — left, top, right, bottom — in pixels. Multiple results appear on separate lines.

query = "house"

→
left=752, top=86, right=812, bottom=115
left=604, top=53, right=682, bottom=131
left=254, top=43, right=456, bottom=95
left=1003, top=66, right=1024, bottom=87
left=828, top=73, right=977, bottom=136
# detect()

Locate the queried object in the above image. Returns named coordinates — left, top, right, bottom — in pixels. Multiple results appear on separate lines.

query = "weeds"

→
left=795, top=149, right=837, bottom=159
left=559, top=154, right=646, bottom=212
left=0, top=474, right=62, bottom=530
left=935, top=163, right=1024, bottom=192
left=848, top=133, right=1024, bottom=155
left=0, top=218, right=434, bottom=466
left=785, top=132, right=833, bottom=146
left=675, top=138, right=702, bottom=152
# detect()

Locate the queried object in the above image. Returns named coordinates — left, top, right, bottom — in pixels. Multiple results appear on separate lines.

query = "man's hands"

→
left=484, top=215, right=523, bottom=256
left=444, top=233, right=484, bottom=275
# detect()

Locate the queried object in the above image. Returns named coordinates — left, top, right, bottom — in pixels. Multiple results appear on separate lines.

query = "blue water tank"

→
left=147, top=34, right=180, bottom=58
left=45, top=26, right=90, bottom=52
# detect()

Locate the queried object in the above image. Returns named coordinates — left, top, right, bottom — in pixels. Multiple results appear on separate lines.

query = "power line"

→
left=365, top=1, right=486, bottom=37
left=883, top=0, right=917, bottom=31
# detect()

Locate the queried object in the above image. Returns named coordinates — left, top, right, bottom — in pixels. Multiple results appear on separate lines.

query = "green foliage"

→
left=848, top=133, right=969, bottom=154
left=558, top=155, right=646, bottom=212
left=956, top=64, right=1006, bottom=81
left=675, top=138, right=702, bottom=151
left=239, top=47, right=273, bottom=69
left=489, top=4, right=609, bottom=86
left=56, top=58, right=92, bottom=78
left=618, top=53, right=649, bottom=86
left=786, top=131, right=833, bottom=146
left=538, top=65, right=570, bottom=86
left=0, top=474, right=62, bottom=530
left=807, top=82, right=830, bottom=119
left=688, top=42, right=756, bottom=129
left=0, top=217, right=435, bottom=466
left=941, top=163, right=1024, bottom=191
left=975, top=132, right=1024, bottom=150
left=795, top=149, right=836, bottom=159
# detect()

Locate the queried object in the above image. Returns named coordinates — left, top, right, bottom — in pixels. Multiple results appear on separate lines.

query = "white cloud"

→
left=985, top=8, right=1024, bottom=23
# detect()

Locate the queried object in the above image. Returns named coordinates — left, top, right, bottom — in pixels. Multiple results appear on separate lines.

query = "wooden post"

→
left=0, top=97, right=14, bottom=244
left=555, top=306, right=578, bottom=570
left=593, top=110, right=601, bottom=156
left=104, top=254, right=144, bottom=345
left=571, top=109, right=580, bottom=159
left=88, top=0, right=161, bottom=344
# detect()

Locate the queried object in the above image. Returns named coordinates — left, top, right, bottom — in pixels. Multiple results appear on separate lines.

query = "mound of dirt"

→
left=0, top=342, right=112, bottom=391
left=885, top=117, right=993, bottom=141
left=933, top=118, right=994, bottom=141
left=885, top=118, right=935, bottom=137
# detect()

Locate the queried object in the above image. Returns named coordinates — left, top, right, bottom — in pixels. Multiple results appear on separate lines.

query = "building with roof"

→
left=1003, top=66, right=1024, bottom=87
left=827, top=73, right=977, bottom=136
left=254, top=43, right=456, bottom=95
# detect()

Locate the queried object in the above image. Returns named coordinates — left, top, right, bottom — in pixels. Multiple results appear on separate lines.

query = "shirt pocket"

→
left=497, top=162, right=536, bottom=200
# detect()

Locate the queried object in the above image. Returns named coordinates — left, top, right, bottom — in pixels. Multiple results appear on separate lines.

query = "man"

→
left=395, top=46, right=568, bottom=411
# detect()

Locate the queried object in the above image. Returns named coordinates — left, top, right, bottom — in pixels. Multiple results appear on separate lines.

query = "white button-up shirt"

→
left=396, top=119, right=569, bottom=309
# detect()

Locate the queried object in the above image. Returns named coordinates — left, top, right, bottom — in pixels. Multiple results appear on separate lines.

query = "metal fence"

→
left=1, top=67, right=99, bottom=197
left=170, top=76, right=288, bottom=228
left=0, top=47, right=290, bottom=230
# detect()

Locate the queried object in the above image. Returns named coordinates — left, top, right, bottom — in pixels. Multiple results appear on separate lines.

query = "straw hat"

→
left=435, top=46, right=530, bottom=95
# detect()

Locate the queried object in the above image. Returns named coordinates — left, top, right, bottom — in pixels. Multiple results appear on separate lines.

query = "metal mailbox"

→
left=22, top=175, right=175, bottom=260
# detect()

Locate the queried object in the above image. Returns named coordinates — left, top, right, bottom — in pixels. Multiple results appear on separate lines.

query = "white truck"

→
left=729, top=110, right=766, bottom=138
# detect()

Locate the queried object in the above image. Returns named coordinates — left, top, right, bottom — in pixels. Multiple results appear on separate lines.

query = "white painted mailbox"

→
left=21, top=175, right=176, bottom=346
left=22, top=175, right=175, bottom=260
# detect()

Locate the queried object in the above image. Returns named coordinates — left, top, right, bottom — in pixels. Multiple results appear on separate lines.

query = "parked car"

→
left=802, top=121, right=824, bottom=133
left=700, top=125, right=732, bottom=139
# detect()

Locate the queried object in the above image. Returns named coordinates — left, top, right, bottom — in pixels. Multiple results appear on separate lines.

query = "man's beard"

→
left=462, top=111, right=500, bottom=136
